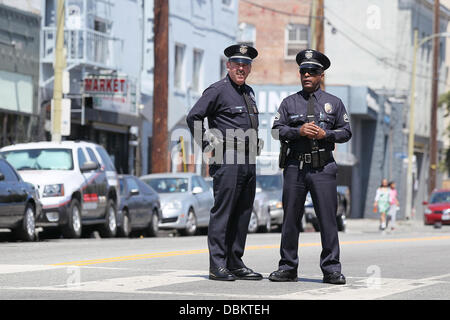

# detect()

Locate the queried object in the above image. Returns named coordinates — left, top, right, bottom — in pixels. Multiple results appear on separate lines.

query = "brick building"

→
left=238, top=0, right=312, bottom=85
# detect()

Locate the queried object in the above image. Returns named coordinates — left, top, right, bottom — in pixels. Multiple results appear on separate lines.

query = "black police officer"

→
left=268, top=49, right=352, bottom=285
left=186, top=44, right=263, bottom=281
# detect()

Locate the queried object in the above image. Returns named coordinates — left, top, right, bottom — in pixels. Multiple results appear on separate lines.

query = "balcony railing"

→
left=41, top=27, right=122, bottom=70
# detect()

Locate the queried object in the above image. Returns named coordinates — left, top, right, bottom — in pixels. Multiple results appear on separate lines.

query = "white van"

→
left=0, top=141, right=120, bottom=238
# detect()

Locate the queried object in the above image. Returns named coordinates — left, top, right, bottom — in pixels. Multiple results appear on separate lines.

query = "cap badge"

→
left=240, top=45, right=248, bottom=54
left=305, top=50, right=313, bottom=59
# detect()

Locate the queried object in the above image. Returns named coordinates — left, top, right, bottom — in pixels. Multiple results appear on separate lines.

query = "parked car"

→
left=0, top=158, right=42, bottom=241
left=304, top=185, right=350, bottom=232
left=423, top=189, right=450, bottom=227
left=206, top=175, right=272, bottom=233
left=248, top=190, right=272, bottom=233
left=140, top=173, right=214, bottom=236
left=117, top=174, right=162, bottom=237
left=0, top=141, right=120, bottom=239
left=254, top=174, right=284, bottom=231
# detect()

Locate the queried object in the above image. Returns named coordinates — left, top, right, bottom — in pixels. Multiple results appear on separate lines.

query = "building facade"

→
left=142, top=0, right=238, bottom=174
left=40, top=0, right=143, bottom=174
left=0, top=1, right=41, bottom=148
left=324, top=0, right=450, bottom=219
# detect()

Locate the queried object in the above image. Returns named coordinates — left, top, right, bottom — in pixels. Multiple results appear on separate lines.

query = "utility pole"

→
left=317, top=0, right=324, bottom=89
left=152, top=0, right=169, bottom=173
left=310, top=0, right=317, bottom=50
left=406, top=30, right=419, bottom=221
left=315, top=0, right=325, bottom=53
left=429, top=0, right=440, bottom=195
left=52, top=0, right=66, bottom=143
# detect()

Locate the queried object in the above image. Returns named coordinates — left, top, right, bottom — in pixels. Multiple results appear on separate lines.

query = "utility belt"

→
left=288, top=149, right=333, bottom=170
left=212, top=139, right=262, bottom=155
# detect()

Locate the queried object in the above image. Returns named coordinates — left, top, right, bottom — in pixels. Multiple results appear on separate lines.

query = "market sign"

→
left=82, top=75, right=137, bottom=115
left=83, top=76, right=128, bottom=96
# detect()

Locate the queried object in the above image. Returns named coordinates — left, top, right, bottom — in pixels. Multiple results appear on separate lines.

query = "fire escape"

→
left=40, top=0, right=122, bottom=91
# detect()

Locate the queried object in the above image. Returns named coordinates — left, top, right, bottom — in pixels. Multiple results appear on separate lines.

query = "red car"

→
left=423, top=189, right=450, bottom=226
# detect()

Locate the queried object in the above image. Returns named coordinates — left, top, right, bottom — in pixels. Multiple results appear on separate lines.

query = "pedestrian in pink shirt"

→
left=388, top=181, right=399, bottom=231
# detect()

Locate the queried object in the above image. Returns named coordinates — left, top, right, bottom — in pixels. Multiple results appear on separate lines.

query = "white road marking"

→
left=0, top=264, right=64, bottom=274
left=0, top=266, right=449, bottom=299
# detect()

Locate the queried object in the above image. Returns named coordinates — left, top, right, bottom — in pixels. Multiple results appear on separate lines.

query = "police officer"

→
left=268, top=49, right=352, bottom=285
left=186, top=44, right=263, bottom=281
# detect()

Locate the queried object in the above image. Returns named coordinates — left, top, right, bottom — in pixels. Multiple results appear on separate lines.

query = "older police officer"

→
left=186, top=44, right=263, bottom=281
left=268, top=49, right=352, bottom=284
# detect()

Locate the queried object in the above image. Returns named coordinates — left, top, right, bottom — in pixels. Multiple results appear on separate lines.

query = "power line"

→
left=241, top=0, right=449, bottom=85
left=240, top=0, right=323, bottom=19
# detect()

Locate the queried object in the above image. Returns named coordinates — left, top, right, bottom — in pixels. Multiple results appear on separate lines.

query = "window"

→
left=238, top=22, right=256, bottom=47
left=77, top=148, right=88, bottom=168
left=285, top=24, right=309, bottom=59
left=174, top=44, right=186, bottom=90
left=86, top=148, right=100, bottom=166
left=126, top=177, right=139, bottom=194
left=3, top=149, right=73, bottom=170
left=222, top=0, right=232, bottom=7
left=0, top=160, right=19, bottom=182
left=143, top=177, right=189, bottom=193
left=192, top=49, right=203, bottom=92
left=95, top=146, right=116, bottom=171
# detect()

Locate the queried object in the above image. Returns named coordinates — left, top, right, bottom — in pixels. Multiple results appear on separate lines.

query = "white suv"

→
left=0, top=141, right=120, bottom=238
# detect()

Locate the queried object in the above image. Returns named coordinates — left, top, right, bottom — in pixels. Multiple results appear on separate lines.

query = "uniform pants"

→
left=208, top=163, right=256, bottom=269
left=279, top=161, right=341, bottom=275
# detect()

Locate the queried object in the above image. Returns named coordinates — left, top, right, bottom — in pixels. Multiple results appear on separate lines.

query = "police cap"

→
left=296, top=49, right=330, bottom=70
left=224, top=44, right=258, bottom=64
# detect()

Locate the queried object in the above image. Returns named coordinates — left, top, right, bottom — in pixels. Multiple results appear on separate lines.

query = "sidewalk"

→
left=344, top=218, right=430, bottom=234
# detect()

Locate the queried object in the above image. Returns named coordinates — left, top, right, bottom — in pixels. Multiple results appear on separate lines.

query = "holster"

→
left=279, top=141, right=289, bottom=169
left=311, top=148, right=329, bottom=168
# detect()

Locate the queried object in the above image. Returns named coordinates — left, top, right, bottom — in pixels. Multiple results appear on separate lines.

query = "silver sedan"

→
left=140, top=173, right=214, bottom=236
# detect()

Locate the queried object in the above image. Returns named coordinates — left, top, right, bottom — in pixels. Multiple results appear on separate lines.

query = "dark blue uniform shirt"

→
left=187, top=75, right=259, bottom=151
left=272, top=88, right=352, bottom=153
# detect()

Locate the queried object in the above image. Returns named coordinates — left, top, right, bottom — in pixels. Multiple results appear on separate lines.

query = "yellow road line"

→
left=50, top=235, right=450, bottom=266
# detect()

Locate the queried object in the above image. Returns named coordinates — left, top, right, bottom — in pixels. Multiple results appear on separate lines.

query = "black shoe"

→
left=209, top=266, right=237, bottom=281
left=268, top=269, right=298, bottom=282
left=323, top=272, right=346, bottom=285
left=230, top=267, right=263, bottom=280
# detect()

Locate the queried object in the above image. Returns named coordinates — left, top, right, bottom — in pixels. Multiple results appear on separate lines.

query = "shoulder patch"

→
left=343, top=113, right=349, bottom=122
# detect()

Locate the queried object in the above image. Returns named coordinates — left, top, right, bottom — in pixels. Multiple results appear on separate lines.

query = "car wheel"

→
left=99, top=199, right=117, bottom=238
left=248, top=211, right=258, bottom=233
left=147, top=209, right=159, bottom=237
left=14, top=203, right=36, bottom=241
left=181, top=208, right=197, bottom=236
left=118, top=209, right=131, bottom=237
left=62, top=199, right=82, bottom=239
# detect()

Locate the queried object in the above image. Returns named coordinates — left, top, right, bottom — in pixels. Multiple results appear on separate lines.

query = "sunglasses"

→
left=299, top=68, right=323, bottom=76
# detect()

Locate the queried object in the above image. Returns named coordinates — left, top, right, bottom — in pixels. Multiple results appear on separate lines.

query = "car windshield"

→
left=256, top=175, right=282, bottom=191
left=429, top=192, right=450, bottom=204
left=1, top=148, right=74, bottom=170
left=143, top=177, right=189, bottom=193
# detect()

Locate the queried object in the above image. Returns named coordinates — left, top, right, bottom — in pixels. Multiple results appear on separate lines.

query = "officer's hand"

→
left=315, top=128, right=326, bottom=140
left=300, top=122, right=324, bottom=139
